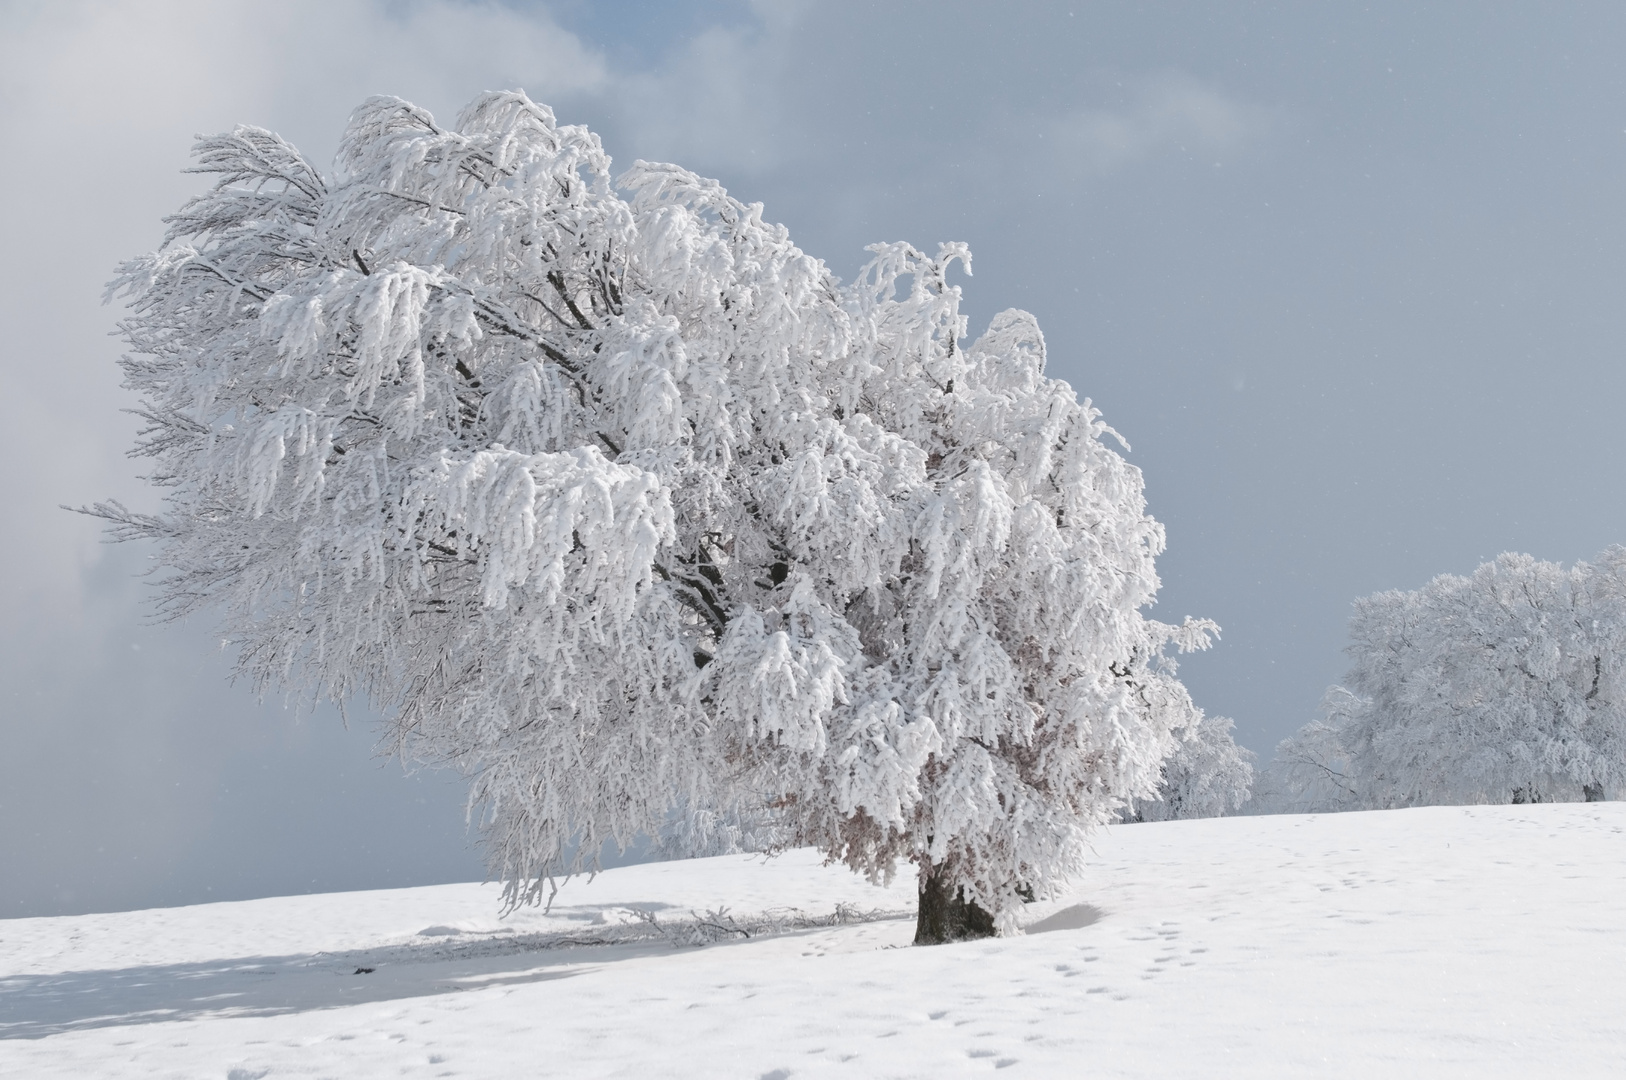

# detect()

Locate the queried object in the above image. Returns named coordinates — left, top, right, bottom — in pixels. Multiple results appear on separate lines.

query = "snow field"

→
left=3, top=803, right=1624, bottom=1078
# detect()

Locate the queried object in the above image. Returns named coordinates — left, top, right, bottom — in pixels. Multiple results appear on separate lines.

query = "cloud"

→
left=602, top=4, right=805, bottom=178
left=1050, top=74, right=1274, bottom=173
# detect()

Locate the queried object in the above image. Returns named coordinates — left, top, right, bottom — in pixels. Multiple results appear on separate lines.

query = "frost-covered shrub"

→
left=1259, top=550, right=1626, bottom=812
left=1124, top=712, right=1254, bottom=821
left=95, top=91, right=1214, bottom=937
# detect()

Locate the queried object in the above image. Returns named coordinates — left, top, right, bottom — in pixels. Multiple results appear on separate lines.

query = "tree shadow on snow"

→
left=0, top=920, right=688, bottom=1039
left=0, top=900, right=914, bottom=1039
left=1025, top=903, right=1104, bottom=934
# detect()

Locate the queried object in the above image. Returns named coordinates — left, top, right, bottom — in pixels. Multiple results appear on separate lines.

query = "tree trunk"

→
left=1583, top=782, right=1605, bottom=802
left=914, top=862, right=996, bottom=945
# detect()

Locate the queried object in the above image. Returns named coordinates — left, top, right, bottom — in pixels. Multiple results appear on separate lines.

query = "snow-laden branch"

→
left=1258, top=550, right=1626, bottom=811
left=103, top=90, right=1215, bottom=933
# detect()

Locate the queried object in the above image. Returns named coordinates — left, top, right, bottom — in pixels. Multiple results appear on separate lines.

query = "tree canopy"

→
left=1126, top=712, right=1254, bottom=822
left=1260, top=550, right=1626, bottom=811
left=97, top=91, right=1214, bottom=937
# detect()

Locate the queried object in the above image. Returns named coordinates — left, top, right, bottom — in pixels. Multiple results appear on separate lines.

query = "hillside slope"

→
left=3, top=804, right=1623, bottom=1078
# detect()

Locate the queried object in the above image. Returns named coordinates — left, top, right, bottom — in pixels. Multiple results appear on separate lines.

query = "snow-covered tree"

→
left=94, top=91, right=1214, bottom=942
left=1248, top=696, right=1363, bottom=814
left=1259, top=551, right=1626, bottom=812
left=1124, top=712, right=1254, bottom=821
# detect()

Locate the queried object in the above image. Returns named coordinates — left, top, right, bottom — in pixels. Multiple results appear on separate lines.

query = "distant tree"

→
left=93, top=91, right=1214, bottom=942
left=1258, top=551, right=1626, bottom=812
left=1248, top=695, right=1364, bottom=814
left=1125, top=712, right=1254, bottom=821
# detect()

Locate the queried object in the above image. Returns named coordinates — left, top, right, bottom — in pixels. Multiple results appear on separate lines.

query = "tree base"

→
left=914, top=865, right=996, bottom=945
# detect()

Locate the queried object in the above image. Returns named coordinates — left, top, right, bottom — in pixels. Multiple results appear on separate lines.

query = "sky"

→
left=5, top=0, right=1626, bottom=917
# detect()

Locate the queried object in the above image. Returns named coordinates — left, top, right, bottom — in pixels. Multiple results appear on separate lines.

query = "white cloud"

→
left=1051, top=74, right=1273, bottom=173
left=607, top=7, right=802, bottom=178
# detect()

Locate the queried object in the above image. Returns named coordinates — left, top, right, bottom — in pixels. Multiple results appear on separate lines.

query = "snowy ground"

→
left=3, top=804, right=1624, bottom=1078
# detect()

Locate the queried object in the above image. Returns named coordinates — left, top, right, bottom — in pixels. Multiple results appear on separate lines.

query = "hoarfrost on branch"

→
left=1258, top=550, right=1626, bottom=811
left=1125, top=712, right=1254, bottom=821
left=97, top=92, right=1215, bottom=930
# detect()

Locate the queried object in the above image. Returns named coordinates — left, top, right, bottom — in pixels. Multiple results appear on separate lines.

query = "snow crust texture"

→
left=4, top=804, right=1624, bottom=1078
